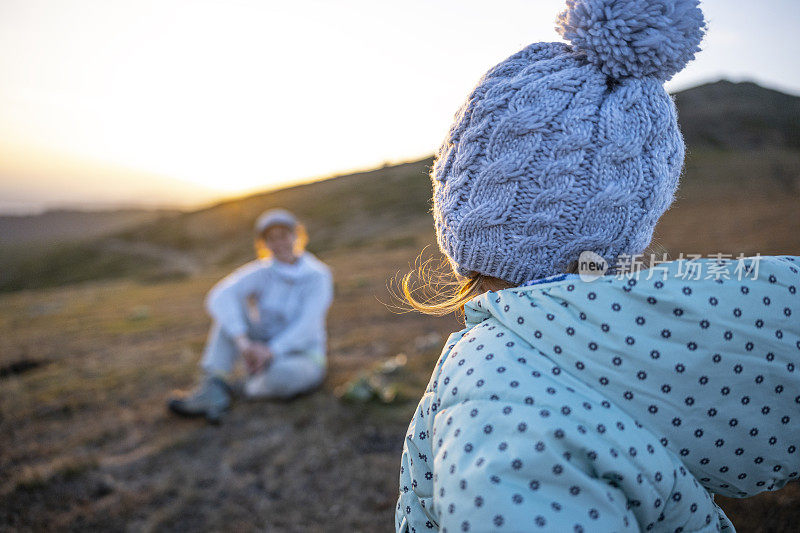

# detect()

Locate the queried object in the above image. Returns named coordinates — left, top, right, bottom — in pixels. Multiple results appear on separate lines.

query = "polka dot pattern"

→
left=397, top=256, right=799, bottom=532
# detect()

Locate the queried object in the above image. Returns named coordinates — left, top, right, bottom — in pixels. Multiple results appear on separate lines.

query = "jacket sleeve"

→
left=426, top=325, right=640, bottom=533
left=429, top=398, right=641, bottom=532
left=396, top=330, right=469, bottom=533
left=204, top=261, right=266, bottom=339
left=266, top=268, right=333, bottom=356
left=396, top=391, right=439, bottom=532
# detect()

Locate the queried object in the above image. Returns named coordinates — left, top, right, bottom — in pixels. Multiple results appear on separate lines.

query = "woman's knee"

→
left=244, top=360, right=324, bottom=399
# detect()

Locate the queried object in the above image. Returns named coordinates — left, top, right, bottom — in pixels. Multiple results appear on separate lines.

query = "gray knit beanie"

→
left=431, top=0, right=707, bottom=285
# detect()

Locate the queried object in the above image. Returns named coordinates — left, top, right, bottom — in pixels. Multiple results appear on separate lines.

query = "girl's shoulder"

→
left=435, top=318, right=532, bottom=384
left=422, top=327, right=473, bottom=394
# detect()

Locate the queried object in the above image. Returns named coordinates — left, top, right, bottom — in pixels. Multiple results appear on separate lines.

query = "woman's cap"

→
left=254, top=208, right=298, bottom=235
left=431, top=0, right=706, bottom=285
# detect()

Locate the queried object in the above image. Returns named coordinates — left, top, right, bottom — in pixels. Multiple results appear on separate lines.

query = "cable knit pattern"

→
left=432, top=0, right=704, bottom=285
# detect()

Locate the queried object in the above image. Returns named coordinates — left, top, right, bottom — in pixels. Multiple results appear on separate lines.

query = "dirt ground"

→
left=0, top=243, right=463, bottom=532
left=2, top=182, right=800, bottom=531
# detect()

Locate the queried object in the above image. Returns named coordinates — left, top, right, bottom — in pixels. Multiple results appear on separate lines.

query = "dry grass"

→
left=0, top=236, right=461, bottom=532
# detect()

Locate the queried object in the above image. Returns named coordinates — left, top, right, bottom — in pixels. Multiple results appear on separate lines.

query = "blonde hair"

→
left=399, top=255, right=520, bottom=317
left=400, top=242, right=667, bottom=316
left=254, top=223, right=309, bottom=260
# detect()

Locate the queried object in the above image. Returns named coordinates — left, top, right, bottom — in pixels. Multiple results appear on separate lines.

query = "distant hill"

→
left=0, top=160, right=437, bottom=291
left=115, top=158, right=435, bottom=266
left=0, top=207, right=181, bottom=247
left=673, top=80, right=800, bottom=149
left=1, top=79, right=798, bottom=292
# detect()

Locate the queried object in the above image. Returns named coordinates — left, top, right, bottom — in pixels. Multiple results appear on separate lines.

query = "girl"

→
left=396, top=1, right=799, bottom=531
left=169, top=208, right=333, bottom=423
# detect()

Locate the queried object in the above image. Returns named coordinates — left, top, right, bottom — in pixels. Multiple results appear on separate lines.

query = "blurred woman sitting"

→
left=168, top=208, right=333, bottom=423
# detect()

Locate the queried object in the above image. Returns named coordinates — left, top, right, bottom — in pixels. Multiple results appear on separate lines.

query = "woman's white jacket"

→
left=205, top=252, right=333, bottom=363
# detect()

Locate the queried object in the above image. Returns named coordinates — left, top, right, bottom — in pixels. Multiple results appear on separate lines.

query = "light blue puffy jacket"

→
left=397, top=255, right=799, bottom=532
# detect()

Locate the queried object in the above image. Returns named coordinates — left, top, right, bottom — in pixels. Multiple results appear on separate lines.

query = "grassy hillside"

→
left=116, top=158, right=436, bottom=261
left=0, top=159, right=436, bottom=292
left=0, top=207, right=181, bottom=247
left=0, top=217, right=463, bottom=531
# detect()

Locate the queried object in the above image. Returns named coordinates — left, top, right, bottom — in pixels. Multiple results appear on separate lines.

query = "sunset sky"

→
left=1, top=0, right=798, bottom=214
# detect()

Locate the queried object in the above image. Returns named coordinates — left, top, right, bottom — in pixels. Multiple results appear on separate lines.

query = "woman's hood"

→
left=464, top=255, right=800, bottom=498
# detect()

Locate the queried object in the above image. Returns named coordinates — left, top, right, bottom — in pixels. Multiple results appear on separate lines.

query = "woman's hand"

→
left=248, top=342, right=273, bottom=374
left=235, top=336, right=273, bottom=374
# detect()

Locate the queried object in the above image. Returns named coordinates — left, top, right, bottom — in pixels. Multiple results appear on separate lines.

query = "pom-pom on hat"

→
left=254, top=208, right=298, bottom=235
left=556, top=0, right=706, bottom=82
left=431, top=0, right=706, bottom=285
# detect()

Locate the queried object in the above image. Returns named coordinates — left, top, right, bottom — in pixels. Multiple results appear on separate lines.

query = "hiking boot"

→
left=168, top=374, right=232, bottom=424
